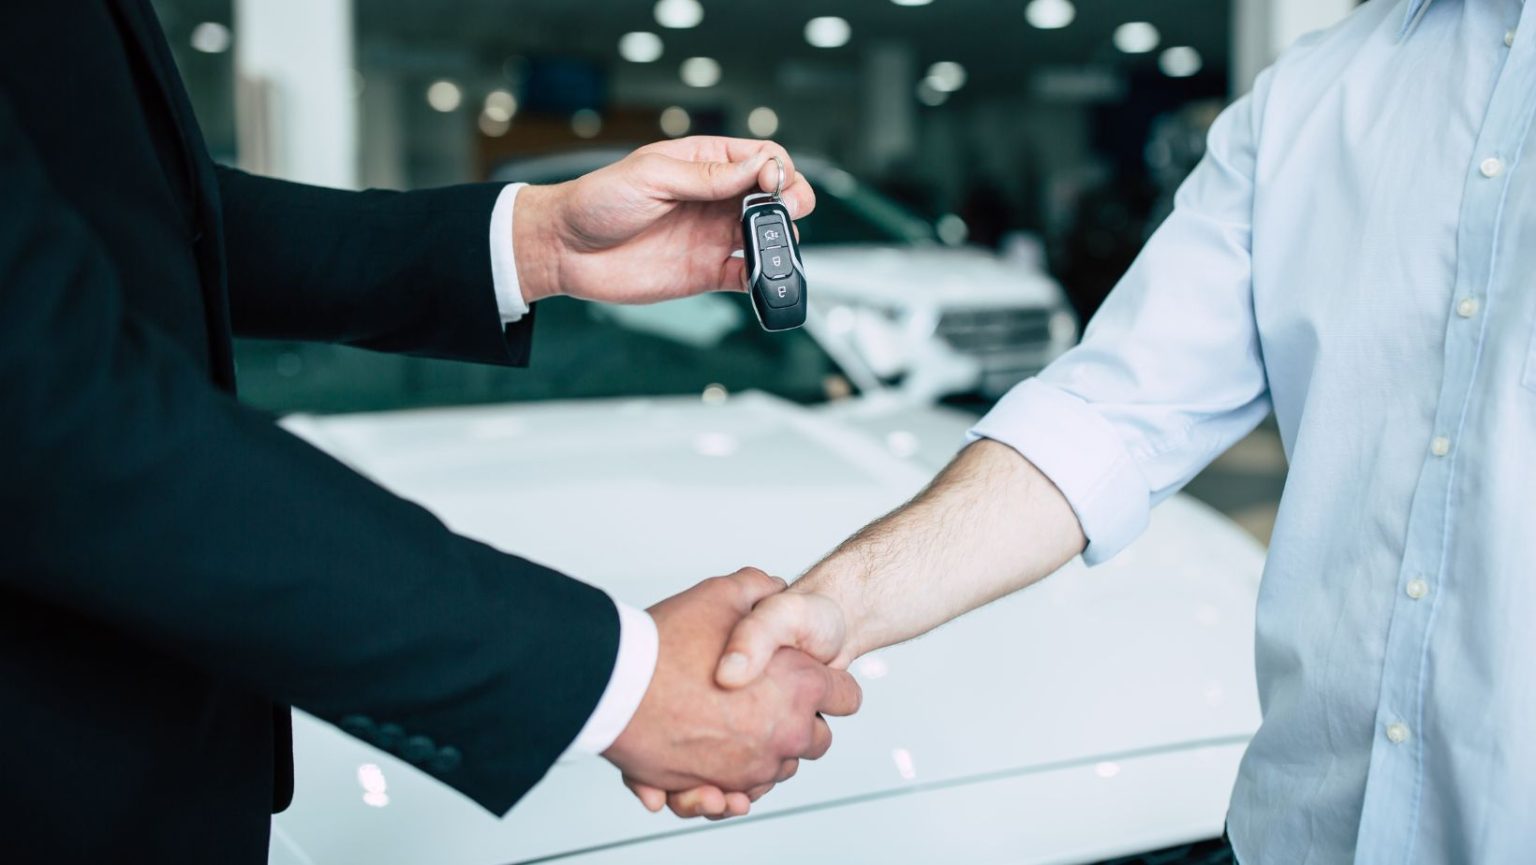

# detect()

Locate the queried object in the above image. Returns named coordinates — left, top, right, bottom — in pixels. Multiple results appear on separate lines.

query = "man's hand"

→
left=603, top=568, right=861, bottom=819
left=716, top=589, right=853, bottom=687
left=512, top=137, right=814, bottom=306
left=646, top=442, right=1088, bottom=817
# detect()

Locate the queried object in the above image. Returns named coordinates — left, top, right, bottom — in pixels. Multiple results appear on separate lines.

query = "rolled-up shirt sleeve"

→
left=971, top=73, right=1274, bottom=565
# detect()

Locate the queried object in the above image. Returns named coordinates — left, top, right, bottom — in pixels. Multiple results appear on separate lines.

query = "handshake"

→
left=602, top=567, right=859, bottom=820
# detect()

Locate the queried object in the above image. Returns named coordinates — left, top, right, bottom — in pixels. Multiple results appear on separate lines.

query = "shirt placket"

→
left=1352, top=11, right=1536, bottom=865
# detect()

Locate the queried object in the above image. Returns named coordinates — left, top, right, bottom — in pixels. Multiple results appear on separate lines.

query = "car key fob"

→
left=741, top=162, right=806, bottom=331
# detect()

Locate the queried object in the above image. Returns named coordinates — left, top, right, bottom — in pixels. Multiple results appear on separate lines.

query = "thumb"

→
left=638, top=152, right=765, bottom=203
left=715, top=591, right=847, bottom=689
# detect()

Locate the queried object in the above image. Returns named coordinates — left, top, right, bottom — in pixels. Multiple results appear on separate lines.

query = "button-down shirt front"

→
left=971, top=1, right=1536, bottom=862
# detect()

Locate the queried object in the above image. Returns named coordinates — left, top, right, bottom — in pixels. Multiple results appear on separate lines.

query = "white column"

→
left=860, top=42, right=917, bottom=176
left=1232, top=0, right=1357, bottom=97
left=234, top=0, right=357, bottom=189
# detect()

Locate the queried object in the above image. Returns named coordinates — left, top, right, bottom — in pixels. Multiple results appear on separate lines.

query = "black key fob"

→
left=741, top=192, right=807, bottom=331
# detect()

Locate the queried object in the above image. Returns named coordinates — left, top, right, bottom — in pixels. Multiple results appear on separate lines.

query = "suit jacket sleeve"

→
left=217, top=165, right=535, bottom=365
left=0, top=99, right=614, bottom=816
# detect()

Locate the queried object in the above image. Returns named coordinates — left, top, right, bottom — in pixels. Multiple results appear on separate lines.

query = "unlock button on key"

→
left=762, top=248, right=794, bottom=278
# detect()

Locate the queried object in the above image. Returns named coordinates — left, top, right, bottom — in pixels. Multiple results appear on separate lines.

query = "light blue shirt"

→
left=971, top=1, right=1536, bottom=862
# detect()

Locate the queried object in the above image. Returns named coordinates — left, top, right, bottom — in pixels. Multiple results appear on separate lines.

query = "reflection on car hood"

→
left=807, top=244, right=1063, bottom=309
left=274, top=393, right=1264, bottom=865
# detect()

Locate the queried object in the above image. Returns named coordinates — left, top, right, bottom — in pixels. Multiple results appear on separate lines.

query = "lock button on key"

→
left=755, top=219, right=788, bottom=250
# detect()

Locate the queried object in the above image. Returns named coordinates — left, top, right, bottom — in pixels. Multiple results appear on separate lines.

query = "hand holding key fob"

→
left=741, top=157, right=807, bottom=331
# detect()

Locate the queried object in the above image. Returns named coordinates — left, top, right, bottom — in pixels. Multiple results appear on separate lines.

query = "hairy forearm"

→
left=794, top=439, right=1086, bottom=660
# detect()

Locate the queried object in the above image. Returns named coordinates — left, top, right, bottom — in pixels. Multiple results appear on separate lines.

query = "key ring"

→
left=771, top=155, right=785, bottom=200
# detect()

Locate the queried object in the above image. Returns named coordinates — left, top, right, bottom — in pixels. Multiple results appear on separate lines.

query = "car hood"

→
left=275, top=393, right=1264, bottom=865
left=806, top=244, right=1064, bottom=310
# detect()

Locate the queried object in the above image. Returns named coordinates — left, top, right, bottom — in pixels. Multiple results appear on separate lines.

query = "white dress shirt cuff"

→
left=560, top=598, right=659, bottom=759
left=968, top=378, right=1152, bottom=565
left=489, top=182, right=531, bottom=324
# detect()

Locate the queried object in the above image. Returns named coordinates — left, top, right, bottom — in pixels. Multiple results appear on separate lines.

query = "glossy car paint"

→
left=270, top=391, right=1264, bottom=865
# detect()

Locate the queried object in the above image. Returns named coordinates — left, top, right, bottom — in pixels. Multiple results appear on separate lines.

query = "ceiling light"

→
left=618, top=31, right=664, bottom=63
left=891, top=0, right=934, bottom=5
left=189, top=21, right=230, bottom=54
left=571, top=109, right=602, bottom=139
left=680, top=56, right=721, bottom=88
left=915, top=79, right=948, bottom=106
left=654, top=0, right=703, bottom=29
left=479, top=112, right=510, bottom=137
left=426, top=80, right=462, bottom=112
left=483, top=89, right=517, bottom=122
left=804, top=16, right=851, bottom=48
left=1159, top=46, right=1203, bottom=78
left=747, top=106, right=779, bottom=137
left=936, top=213, right=969, bottom=246
left=926, top=61, right=967, bottom=92
left=1024, top=0, right=1075, bottom=30
left=660, top=105, right=691, bottom=137
left=1113, top=21, right=1160, bottom=54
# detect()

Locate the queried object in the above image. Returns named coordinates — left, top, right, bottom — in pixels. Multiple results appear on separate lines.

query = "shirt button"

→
left=1386, top=723, right=1411, bottom=745
left=1431, top=436, right=1452, bottom=457
left=1506, top=29, right=1517, bottom=47
left=1456, top=297, right=1479, bottom=318
left=1405, top=579, right=1429, bottom=600
left=1480, top=157, right=1505, bottom=178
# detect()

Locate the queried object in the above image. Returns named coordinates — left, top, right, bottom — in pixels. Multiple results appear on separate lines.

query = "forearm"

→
left=794, top=439, right=1086, bottom=660
left=218, top=168, right=531, bottom=364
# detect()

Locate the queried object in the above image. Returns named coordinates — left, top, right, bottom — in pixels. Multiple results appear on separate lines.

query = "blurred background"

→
left=147, top=0, right=1363, bottom=545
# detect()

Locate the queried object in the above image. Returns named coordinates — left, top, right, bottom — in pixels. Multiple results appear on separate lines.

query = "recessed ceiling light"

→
left=479, top=111, right=511, bottom=137
left=804, top=16, right=851, bottom=48
left=1113, top=21, right=1160, bottom=54
left=747, top=106, right=779, bottom=137
left=483, top=89, right=517, bottom=122
left=1159, top=46, right=1203, bottom=78
left=926, top=61, right=967, bottom=92
left=426, top=80, right=462, bottom=112
left=660, top=106, right=691, bottom=137
left=915, top=79, right=949, bottom=106
left=618, top=31, right=664, bottom=63
left=1024, top=0, right=1075, bottom=30
left=571, top=109, right=602, bottom=139
left=680, top=56, right=721, bottom=88
left=891, top=0, right=934, bottom=6
left=654, top=0, right=703, bottom=29
left=190, top=21, right=231, bottom=54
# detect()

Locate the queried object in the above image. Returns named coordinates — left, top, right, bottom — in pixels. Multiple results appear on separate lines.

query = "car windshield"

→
left=796, top=168, right=939, bottom=246
left=234, top=292, right=855, bottom=416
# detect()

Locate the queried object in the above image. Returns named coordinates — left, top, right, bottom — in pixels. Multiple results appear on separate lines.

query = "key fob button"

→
left=762, top=277, right=801, bottom=309
left=755, top=220, right=788, bottom=249
left=761, top=248, right=794, bottom=279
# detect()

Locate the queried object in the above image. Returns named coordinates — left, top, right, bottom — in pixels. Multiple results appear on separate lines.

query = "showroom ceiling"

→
left=363, top=0, right=1231, bottom=93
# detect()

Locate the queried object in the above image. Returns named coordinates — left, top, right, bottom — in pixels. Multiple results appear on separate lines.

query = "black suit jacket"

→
left=0, top=3, right=620, bottom=862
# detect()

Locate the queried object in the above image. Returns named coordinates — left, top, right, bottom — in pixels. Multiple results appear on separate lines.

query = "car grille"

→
left=935, top=307, right=1054, bottom=356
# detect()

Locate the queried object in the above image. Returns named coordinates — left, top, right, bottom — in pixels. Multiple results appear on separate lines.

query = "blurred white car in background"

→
left=240, top=292, right=1262, bottom=865
left=494, top=151, right=1078, bottom=399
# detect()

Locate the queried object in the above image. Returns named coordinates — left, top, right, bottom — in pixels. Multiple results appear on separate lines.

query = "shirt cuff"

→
left=489, top=182, right=531, bottom=324
left=967, top=378, right=1152, bottom=566
left=559, top=598, right=659, bottom=760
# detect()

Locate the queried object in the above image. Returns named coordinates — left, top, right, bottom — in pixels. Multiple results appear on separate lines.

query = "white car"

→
left=236, top=293, right=1262, bottom=865
left=494, top=151, right=1079, bottom=400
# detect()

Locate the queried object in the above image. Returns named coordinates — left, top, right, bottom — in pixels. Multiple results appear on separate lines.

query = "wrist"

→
left=792, top=556, right=876, bottom=664
left=511, top=183, right=567, bottom=305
